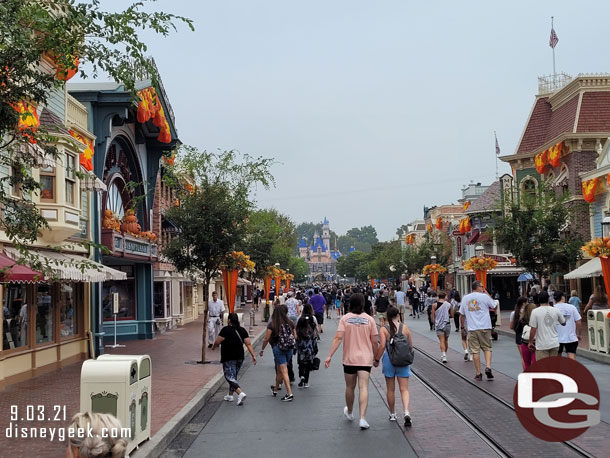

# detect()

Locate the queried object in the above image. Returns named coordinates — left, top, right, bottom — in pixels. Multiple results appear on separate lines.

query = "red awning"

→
left=478, top=232, right=492, bottom=243
left=465, top=230, right=480, bottom=245
left=0, top=252, right=42, bottom=283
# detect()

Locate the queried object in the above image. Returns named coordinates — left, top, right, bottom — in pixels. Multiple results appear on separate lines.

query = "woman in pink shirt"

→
left=325, top=293, right=379, bottom=429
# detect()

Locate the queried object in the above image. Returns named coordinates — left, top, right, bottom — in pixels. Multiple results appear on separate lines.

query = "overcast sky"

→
left=126, top=0, right=609, bottom=241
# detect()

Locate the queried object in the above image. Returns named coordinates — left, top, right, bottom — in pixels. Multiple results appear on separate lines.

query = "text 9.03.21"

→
left=10, top=405, right=67, bottom=422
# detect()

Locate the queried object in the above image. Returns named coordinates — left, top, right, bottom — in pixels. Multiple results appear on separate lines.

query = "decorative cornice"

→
left=548, top=74, right=610, bottom=109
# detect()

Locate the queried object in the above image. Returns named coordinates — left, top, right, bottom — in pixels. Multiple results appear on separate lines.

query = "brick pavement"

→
left=0, top=307, right=266, bottom=458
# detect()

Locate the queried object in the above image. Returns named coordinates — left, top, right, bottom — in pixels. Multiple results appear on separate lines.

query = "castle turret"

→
left=322, top=217, right=330, bottom=252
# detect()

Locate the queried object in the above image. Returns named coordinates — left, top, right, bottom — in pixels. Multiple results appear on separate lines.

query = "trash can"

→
left=603, top=310, right=610, bottom=353
left=97, top=354, right=152, bottom=445
left=587, top=310, right=598, bottom=351
left=595, top=309, right=610, bottom=353
left=80, top=359, right=138, bottom=455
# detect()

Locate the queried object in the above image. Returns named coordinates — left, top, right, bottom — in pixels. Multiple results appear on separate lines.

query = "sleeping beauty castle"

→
left=298, top=217, right=342, bottom=282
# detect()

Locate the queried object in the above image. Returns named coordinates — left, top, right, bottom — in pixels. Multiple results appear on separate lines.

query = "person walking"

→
left=374, top=306, right=413, bottom=427
left=325, top=293, right=379, bottom=430
left=424, top=291, right=437, bottom=331
left=207, top=291, right=225, bottom=348
left=296, top=304, right=318, bottom=388
left=451, top=291, right=462, bottom=332
left=212, top=313, right=256, bottom=405
left=583, top=285, right=609, bottom=313
left=432, top=292, right=453, bottom=363
left=411, top=287, right=421, bottom=319
left=460, top=281, right=497, bottom=381
left=310, top=287, right=326, bottom=334
left=554, top=291, right=581, bottom=360
left=528, top=291, right=566, bottom=360
left=285, top=291, right=300, bottom=325
left=510, top=297, right=536, bottom=370
left=260, top=305, right=296, bottom=401
left=394, top=286, right=406, bottom=322
left=375, top=289, right=390, bottom=327
left=568, top=290, right=581, bottom=310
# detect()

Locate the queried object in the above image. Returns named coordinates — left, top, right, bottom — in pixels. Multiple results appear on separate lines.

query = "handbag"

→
left=311, top=357, right=320, bottom=371
left=521, top=325, right=531, bottom=342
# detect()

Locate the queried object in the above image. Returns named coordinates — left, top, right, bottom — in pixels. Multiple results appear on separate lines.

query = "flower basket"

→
left=462, top=256, right=498, bottom=290
left=423, top=264, right=447, bottom=291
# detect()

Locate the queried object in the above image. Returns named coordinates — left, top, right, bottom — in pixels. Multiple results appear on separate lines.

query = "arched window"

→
left=521, top=178, right=537, bottom=201
left=106, top=177, right=127, bottom=219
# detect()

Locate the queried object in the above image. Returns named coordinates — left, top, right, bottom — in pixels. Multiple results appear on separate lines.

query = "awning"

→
left=564, top=258, right=601, bottom=280
left=162, top=217, right=179, bottom=232
left=517, top=272, right=534, bottom=282
left=21, top=142, right=56, bottom=168
left=465, top=230, right=480, bottom=245
left=79, top=167, right=107, bottom=192
left=4, top=248, right=127, bottom=282
left=237, top=277, right=252, bottom=286
left=0, top=253, right=43, bottom=283
left=478, top=232, right=492, bottom=243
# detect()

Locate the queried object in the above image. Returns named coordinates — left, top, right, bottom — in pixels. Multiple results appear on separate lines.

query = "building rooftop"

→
left=465, top=181, right=502, bottom=214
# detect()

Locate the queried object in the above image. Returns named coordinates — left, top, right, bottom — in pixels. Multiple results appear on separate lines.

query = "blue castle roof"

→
left=298, top=238, right=308, bottom=248
left=312, top=237, right=326, bottom=251
left=323, top=216, right=329, bottom=225
left=331, top=250, right=341, bottom=260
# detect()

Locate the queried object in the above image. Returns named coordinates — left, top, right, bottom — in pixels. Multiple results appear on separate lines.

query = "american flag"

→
left=495, top=133, right=501, bottom=155
left=549, top=26, right=559, bottom=49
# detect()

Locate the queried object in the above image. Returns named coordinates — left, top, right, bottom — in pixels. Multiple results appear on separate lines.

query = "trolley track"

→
left=412, top=346, right=595, bottom=458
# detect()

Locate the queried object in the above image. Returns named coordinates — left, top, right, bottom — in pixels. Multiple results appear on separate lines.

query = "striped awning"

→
left=564, top=258, right=601, bottom=280
left=79, top=167, right=107, bottom=192
left=4, top=248, right=126, bottom=282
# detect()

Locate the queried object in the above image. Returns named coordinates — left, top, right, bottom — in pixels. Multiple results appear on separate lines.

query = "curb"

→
left=494, top=328, right=610, bottom=364
left=131, top=327, right=267, bottom=458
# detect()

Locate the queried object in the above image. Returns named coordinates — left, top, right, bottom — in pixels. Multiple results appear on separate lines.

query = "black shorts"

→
left=315, top=312, right=324, bottom=324
left=343, top=365, right=372, bottom=374
left=559, top=341, right=578, bottom=354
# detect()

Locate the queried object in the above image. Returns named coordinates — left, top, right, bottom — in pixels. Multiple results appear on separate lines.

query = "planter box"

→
left=101, top=228, right=158, bottom=261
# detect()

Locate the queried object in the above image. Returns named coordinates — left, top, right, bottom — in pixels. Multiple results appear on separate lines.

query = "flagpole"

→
left=494, top=131, right=499, bottom=180
left=551, top=16, right=557, bottom=75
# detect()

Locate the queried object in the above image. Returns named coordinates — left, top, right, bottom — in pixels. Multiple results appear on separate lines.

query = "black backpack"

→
left=385, top=324, right=414, bottom=367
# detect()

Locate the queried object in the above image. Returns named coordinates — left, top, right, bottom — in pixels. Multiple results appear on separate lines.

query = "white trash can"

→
left=595, top=309, right=610, bottom=353
left=80, top=359, right=139, bottom=456
left=97, top=354, right=152, bottom=445
left=587, top=310, right=598, bottom=351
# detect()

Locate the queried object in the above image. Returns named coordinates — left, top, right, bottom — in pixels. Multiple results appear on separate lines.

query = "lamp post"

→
left=430, top=254, right=437, bottom=263
left=603, top=216, right=610, bottom=238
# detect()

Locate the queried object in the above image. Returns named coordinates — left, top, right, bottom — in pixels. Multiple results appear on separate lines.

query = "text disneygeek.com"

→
left=4, top=424, right=131, bottom=442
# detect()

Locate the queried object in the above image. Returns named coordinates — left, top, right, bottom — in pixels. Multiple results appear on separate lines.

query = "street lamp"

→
left=603, top=216, right=610, bottom=238
left=475, top=245, right=485, bottom=258
left=430, top=254, right=437, bottom=263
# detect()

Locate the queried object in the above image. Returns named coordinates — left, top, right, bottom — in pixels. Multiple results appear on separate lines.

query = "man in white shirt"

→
left=207, top=291, right=225, bottom=348
left=460, top=281, right=497, bottom=381
left=553, top=290, right=582, bottom=360
left=529, top=291, right=566, bottom=360
left=394, top=286, right=406, bottom=321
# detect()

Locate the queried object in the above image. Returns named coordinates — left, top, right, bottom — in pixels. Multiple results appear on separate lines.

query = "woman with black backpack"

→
left=374, top=306, right=413, bottom=427
left=260, top=305, right=296, bottom=401
left=510, top=296, right=536, bottom=370
left=296, top=303, right=319, bottom=388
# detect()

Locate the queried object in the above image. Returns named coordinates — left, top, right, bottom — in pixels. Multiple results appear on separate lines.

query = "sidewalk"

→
left=0, top=305, right=267, bottom=458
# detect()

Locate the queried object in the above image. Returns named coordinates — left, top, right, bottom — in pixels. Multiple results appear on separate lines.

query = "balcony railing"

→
left=66, top=94, right=88, bottom=131
left=538, top=73, right=573, bottom=95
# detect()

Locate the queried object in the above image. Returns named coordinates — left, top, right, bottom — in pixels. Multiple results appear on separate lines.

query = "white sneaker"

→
left=359, top=418, right=370, bottom=429
left=389, top=413, right=397, bottom=422
left=343, top=406, right=354, bottom=421
left=442, top=355, right=448, bottom=364
left=223, top=395, right=234, bottom=402
left=236, top=392, right=247, bottom=406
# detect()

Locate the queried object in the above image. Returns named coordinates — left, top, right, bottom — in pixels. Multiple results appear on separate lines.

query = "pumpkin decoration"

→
left=121, top=209, right=141, bottom=235
left=102, top=209, right=120, bottom=231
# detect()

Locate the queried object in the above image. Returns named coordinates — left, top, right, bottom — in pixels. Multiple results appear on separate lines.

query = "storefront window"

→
left=165, top=282, right=171, bottom=317
left=59, top=283, right=77, bottom=338
left=2, top=284, right=29, bottom=350
left=102, top=280, right=136, bottom=320
left=65, top=154, right=76, bottom=205
left=153, top=282, right=165, bottom=318
left=36, top=284, right=54, bottom=344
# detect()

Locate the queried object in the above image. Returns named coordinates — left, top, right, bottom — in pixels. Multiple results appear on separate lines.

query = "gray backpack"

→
left=385, top=323, right=414, bottom=367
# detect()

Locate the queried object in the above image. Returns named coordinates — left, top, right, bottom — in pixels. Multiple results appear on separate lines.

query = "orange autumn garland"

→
left=458, top=217, right=471, bottom=234
left=548, top=142, right=563, bottom=167
left=582, top=177, right=599, bottom=203
left=435, top=218, right=443, bottom=230
left=581, top=238, right=610, bottom=258
left=136, top=87, right=172, bottom=144
left=463, top=256, right=498, bottom=271
left=422, top=264, right=447, bottom=275
left=534, top=150, right=548, bottom=174
left=462, top=201, right=471, bottom=211
left=69, top=129, right=94, bottom=171
left=405, top=234, right=415, bottom=245
left=11, top=102, right=39, bottom=143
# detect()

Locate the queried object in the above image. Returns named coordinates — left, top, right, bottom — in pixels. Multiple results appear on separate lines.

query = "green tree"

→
left=495, top=185, right=583, bottom=279
left=0, top=0, right=192, bottom=271
left=367, top=241, right=403, bottom=281
left=163, top=148, right=274, bottom=362
left=336, top=251, right=370, bottom=281
left=287, top=257, right=308, bottom=283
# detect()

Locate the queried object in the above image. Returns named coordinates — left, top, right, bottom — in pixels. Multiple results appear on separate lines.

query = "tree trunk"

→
left=200, top=276, right=210, bottom=363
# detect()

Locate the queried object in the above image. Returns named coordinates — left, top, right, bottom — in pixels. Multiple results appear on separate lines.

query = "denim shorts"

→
left=381, top=352, right=411, bottom=378
left=272, top=345, right=293, bottom=366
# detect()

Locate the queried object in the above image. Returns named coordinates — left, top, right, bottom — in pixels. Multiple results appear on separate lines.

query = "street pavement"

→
left=164, top=317, right=417, bottom=458
left=402, top=310, right=610, bottom=422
